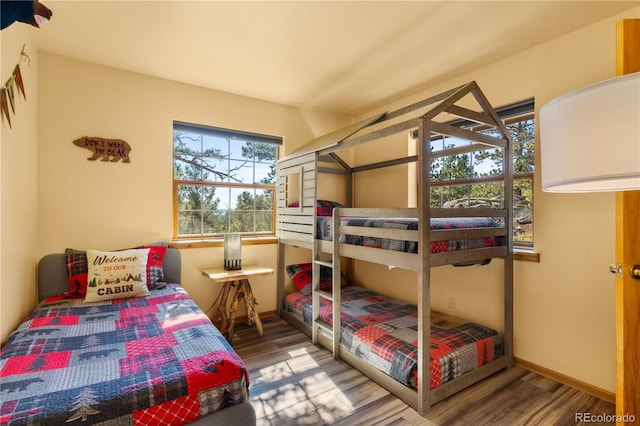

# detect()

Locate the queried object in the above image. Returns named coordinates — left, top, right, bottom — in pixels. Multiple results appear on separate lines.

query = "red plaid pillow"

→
left=287, top=200, right=345, bottom=216
left=286, top=263, right=334, bottom=295
left=143, top=242, right=168, bottom=290
left=316, top=200, right=344, bottom=216
left=64, top=248, right=88, bottom=298
left=286, top=263, right=313, bottom=291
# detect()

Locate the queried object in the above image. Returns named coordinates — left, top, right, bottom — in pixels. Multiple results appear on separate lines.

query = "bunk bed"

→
left=275, top=81, right=514, bottom=416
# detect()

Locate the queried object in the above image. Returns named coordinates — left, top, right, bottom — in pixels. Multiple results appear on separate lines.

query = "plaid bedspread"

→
left=317, top=216, right=502, bottom=255
left=285, top=285, right=502, bottom=390
left=1, top=285, right=249, bottom=425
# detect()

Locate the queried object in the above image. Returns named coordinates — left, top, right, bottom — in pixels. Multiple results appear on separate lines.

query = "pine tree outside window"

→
left=173, top=122, right=281, bottom=239
left=422, top=100, right=535, bottom=247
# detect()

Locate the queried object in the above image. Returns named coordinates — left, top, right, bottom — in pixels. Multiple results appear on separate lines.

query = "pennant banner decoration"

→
left=1, top=49, right=29, bottom=129
left=0, top=88, right=10, bottom=128
left=13, top=64, right=26, bottom=100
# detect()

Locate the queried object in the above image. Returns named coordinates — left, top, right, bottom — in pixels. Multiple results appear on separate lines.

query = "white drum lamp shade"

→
left=540, top=72, right=640, bottom=192
left=224, top=233, right=242, bottom=270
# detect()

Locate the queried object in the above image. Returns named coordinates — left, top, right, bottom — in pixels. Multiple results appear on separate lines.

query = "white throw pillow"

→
left=85, top=248, right=150, bottom=302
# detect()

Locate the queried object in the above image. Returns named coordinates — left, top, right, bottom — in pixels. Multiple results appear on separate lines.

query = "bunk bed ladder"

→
left=311, top=217, right=341, bottom=359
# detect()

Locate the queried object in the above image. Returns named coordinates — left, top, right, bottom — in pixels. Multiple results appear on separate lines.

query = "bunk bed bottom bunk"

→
left=279, top=285, right=509, bottom=413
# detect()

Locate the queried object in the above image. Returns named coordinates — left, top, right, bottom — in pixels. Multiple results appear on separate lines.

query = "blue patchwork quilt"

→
left=0, top=285, right=249, bottom=425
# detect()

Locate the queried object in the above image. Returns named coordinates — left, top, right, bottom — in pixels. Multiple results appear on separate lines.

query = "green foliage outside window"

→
left=429, top=115, right=534, bottom=246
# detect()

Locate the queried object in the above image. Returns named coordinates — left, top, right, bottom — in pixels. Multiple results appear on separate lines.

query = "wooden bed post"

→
left=277, top=241, right=285, bottom=315
left=417, top=116, right=432, bottom=415
left=471, top=85, right=515, bottom=370
left=504, top=123, right=515, bottom=370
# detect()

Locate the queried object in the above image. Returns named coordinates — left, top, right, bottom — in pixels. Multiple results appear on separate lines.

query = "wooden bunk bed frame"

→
left=275, top=81, right=514, bottom=416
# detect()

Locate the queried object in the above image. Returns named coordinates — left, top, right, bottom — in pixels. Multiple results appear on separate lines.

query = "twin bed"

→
left=276, top=81, right=514, bottom=415
left=0, top=248, right=256, bottom=425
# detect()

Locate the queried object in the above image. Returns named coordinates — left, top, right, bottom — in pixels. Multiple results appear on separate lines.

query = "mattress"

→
left=0, top=285, right=250, bottom=425
left=284, top=285, right=502, bottom=390
left=317, top=216, right=502, bottom=256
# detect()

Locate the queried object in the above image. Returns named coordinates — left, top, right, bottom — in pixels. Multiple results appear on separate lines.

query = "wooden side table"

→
left=201, top=265, right=273, bottom=343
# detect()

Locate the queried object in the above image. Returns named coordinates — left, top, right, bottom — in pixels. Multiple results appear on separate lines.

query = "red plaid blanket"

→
left=317, top=216, right=501, bottom=255
left=285, top=285, right=502, bottom=390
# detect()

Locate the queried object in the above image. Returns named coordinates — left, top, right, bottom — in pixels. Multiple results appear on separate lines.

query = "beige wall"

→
left=0, top=27, right=39, bottom=344
left=0, top=49, right=347, bottom=344
left=35, top=52, right=349, bottom=317
left=350, top=7, right=639, bottom=394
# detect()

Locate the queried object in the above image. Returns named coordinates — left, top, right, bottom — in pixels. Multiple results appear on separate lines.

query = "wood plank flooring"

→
left=232, top=316, right=615, bottom=426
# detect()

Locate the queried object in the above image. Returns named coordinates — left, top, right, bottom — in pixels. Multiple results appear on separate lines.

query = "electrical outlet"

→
left=448, top=296, right=456, bottom=310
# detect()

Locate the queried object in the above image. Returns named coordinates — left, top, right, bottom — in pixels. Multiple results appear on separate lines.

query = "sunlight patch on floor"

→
left=249, top=347, right=354, bottom=424
left=287, top=347, right=312, bottom=357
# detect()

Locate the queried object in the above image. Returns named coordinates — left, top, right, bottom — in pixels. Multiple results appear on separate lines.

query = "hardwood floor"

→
left=232, top=316, right=615, bottom=426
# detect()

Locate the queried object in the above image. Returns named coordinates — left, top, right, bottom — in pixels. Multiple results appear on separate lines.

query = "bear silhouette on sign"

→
left=73, top=136, right=131, bottom=163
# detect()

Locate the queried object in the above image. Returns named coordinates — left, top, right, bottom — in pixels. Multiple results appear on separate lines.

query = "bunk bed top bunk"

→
left=276, top=80, right=513, bottom=268
left=275, top=81, right=514, bottom=416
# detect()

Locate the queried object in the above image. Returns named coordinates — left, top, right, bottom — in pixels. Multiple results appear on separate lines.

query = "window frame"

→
left=172, top=121, right=281, bottom=241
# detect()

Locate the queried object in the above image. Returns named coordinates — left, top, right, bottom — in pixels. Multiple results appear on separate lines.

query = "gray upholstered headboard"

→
left=37, top=248, right=182, bottom=301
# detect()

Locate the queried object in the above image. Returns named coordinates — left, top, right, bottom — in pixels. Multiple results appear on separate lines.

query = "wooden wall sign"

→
left=73, top=136, right=131, bottom=163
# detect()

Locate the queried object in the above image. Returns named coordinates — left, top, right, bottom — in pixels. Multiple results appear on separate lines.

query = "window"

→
left=420, top=100, right=535, bottom=247
left=173, top=122, right=281, bottom=239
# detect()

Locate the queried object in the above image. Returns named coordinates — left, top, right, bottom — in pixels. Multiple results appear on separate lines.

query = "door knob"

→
left=631, top=265, right=640, bottom=280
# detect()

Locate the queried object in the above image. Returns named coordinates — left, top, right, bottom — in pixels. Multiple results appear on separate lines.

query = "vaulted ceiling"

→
left=33, top=1, right=637, bottom=116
